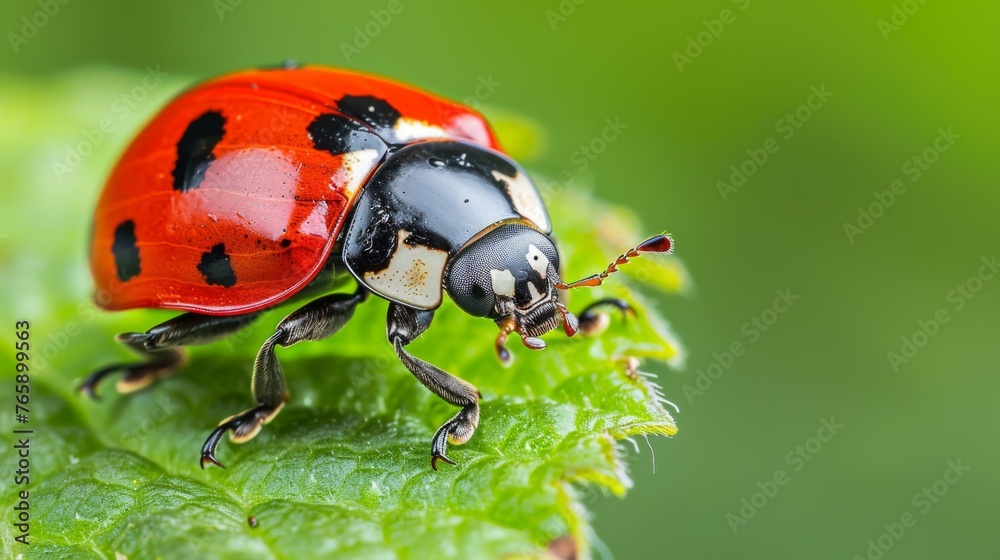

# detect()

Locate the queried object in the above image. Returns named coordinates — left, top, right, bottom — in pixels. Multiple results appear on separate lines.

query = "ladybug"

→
left=84, top=64, right=673, bottom=470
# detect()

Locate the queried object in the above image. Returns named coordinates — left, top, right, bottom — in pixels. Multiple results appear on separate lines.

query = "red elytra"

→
left=90, top=66, right=502, bottom=315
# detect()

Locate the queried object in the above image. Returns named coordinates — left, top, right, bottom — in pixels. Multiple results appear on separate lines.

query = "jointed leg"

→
left=200, top=288, right=368, bottom=468
left=387, top=302, right=480, bottom=470
left=578, top=298, right=645, bottom=378
left=577, top=297, right=635, bottom=336
left=81, top=312, right=260, bottom=398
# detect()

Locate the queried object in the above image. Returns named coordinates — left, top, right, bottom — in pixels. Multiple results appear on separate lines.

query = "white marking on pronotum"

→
left=334, top=148, right=381, bottom=199
left=490, top=268, right=516, bottom=297
left=491, top=170, right=551, bottom=232
left=526, top=244, right=548, bottom=278
left=364, top=230, right=448, bottom=308
left=392, top=117, right=447, bottom=142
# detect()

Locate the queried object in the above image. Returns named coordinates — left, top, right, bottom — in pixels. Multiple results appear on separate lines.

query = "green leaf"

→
left=0, top=68, right=686, bottom=559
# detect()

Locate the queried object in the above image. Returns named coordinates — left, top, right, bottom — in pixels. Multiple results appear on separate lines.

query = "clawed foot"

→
left=79, top=356, right=183, bottom=399
left=200, top=403, right=284, bottom=469
left=430, top=404, right=479, bottom=471
left=79, top=333, right=185, bottom=399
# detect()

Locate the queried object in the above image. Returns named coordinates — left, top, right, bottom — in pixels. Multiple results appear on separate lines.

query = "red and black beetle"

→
left=84, top=64, right=673, bottom=470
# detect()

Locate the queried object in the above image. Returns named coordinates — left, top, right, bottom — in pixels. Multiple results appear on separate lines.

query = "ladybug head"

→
left=445, top=221, right=674, bottom=364
left=445, top=223, right=580, bottom=363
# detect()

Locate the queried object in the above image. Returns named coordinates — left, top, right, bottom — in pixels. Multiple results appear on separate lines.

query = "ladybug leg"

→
left=80, top=312, right=260, bottom=399
left=578, top=299, right=645, bottom=379
left=386, top=302, right=481, bottom=471
left=577, top=298, right=635, bottom=337
left=200, top=288, right=368, bottom=469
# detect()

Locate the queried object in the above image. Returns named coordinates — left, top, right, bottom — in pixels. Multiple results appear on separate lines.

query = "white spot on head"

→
left=363, top=230, right=448, bottom=308
left=491, top=170, right=551, bottom=232
left=526, top=280, right=544, bottom=303
left=490, top=269, right=516, bottom=297
left=526, top=244, right=548, bottom=278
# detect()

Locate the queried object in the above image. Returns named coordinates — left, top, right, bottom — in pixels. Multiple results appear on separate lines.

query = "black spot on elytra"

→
left=111, top=220, right=141, bottom=281
left=196, top=243, right=237, bottom=288
left=307, top=113, right=385, bottom=156
left=336, top=95, right=401, bottom=133
left=173, top=110, right=226, bottom=192
left=280, top=239, right=291, bottom=248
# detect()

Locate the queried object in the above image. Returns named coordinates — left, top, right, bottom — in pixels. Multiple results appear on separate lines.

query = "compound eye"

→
left=445, top=266, right=496, bottom=318
left=471, top=284, right=487, bottom=299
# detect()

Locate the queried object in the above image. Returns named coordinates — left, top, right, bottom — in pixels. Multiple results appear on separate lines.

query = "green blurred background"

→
left=2, top=0, right=998, bottom=558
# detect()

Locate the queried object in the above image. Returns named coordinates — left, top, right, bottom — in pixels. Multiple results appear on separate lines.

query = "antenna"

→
left=556, top=234, right=673, bottom=290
